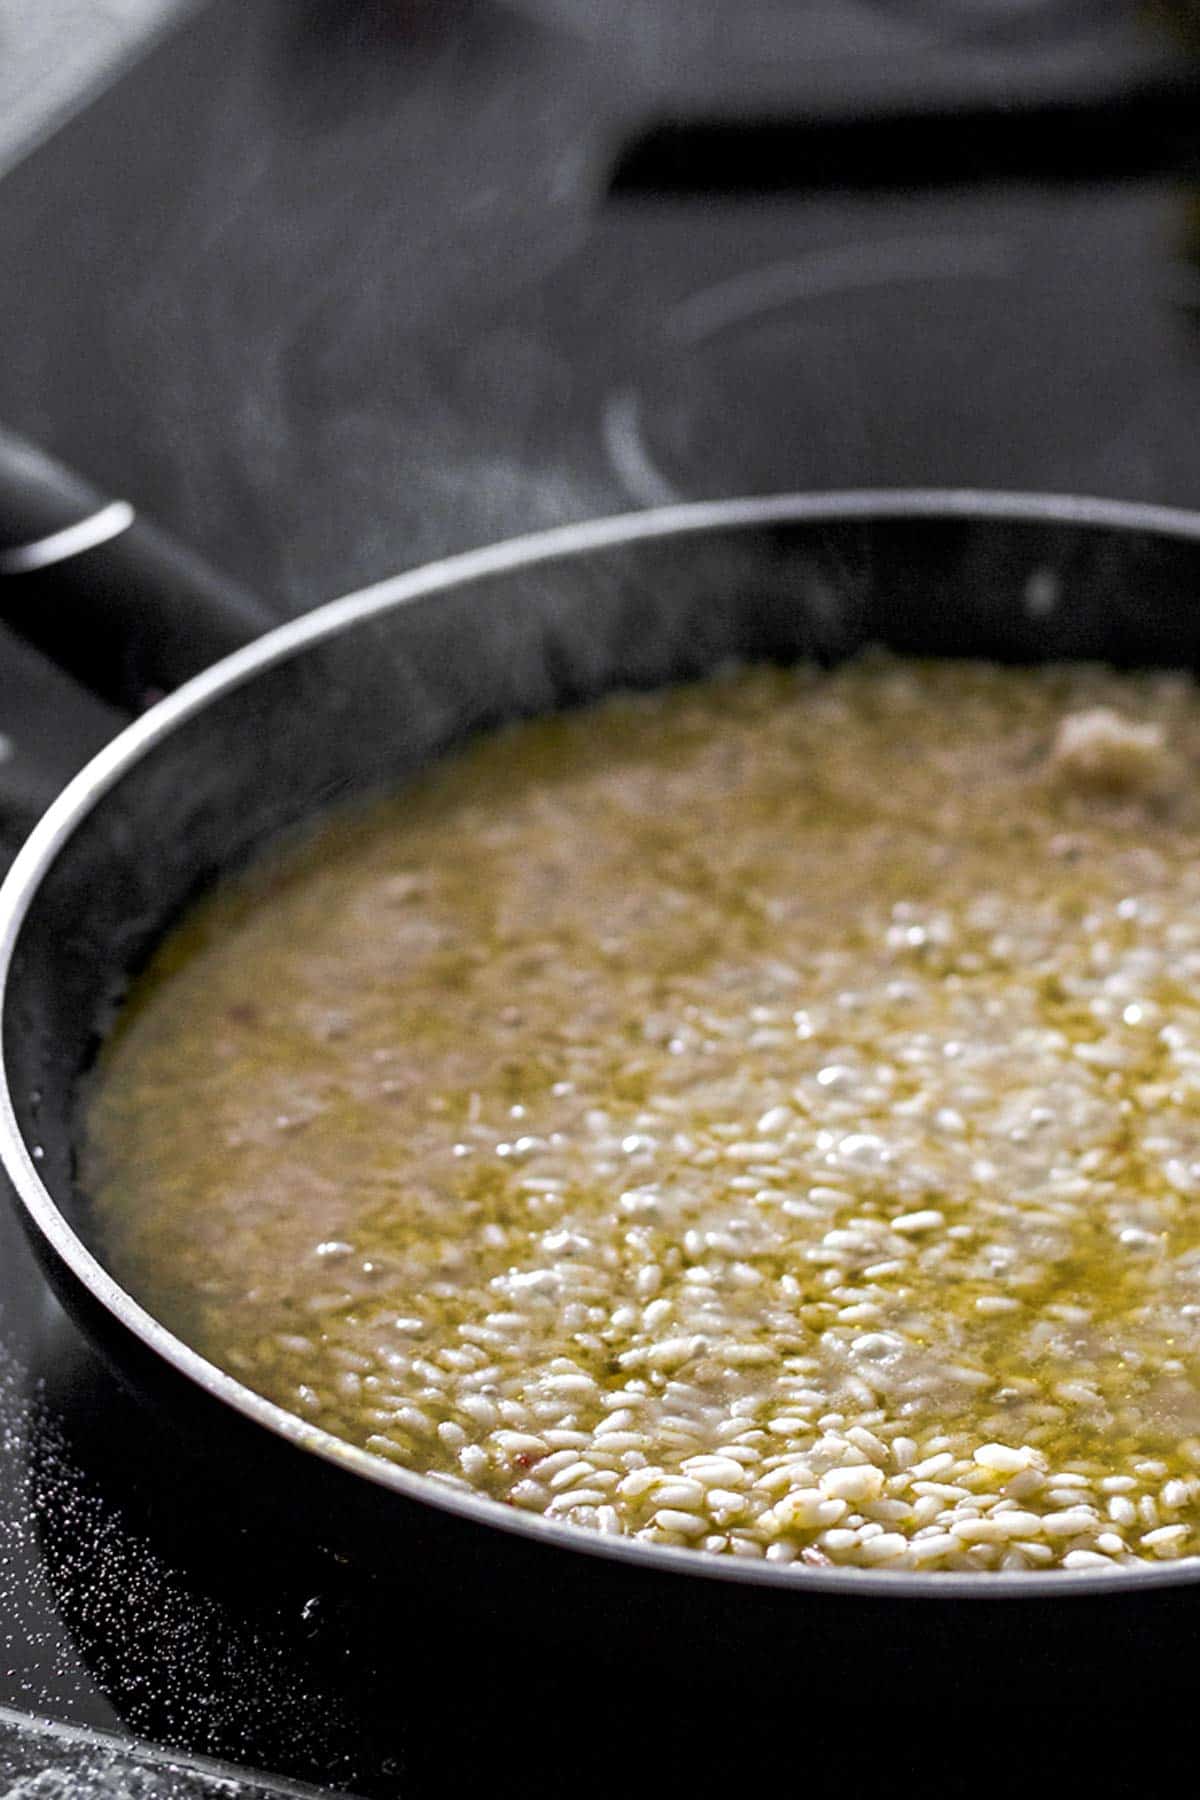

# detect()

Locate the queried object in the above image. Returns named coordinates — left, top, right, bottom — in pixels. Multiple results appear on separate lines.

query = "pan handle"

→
left=0, top=425, right=275, bottom=714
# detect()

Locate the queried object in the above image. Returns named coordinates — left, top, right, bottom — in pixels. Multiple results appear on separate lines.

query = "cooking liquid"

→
left=83, top=656, right=1200, bottom=1570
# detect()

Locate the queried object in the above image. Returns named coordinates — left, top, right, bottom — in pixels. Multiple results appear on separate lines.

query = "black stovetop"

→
left=2, top=1, right=1200, bottom=1791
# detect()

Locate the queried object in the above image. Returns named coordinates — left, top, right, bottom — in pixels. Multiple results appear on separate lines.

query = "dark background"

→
left=2, top=0, right=1200, bottom=1791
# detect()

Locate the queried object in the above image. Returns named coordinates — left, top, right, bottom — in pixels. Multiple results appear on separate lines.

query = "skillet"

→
left=5, top=484, right=1200, bottom=1697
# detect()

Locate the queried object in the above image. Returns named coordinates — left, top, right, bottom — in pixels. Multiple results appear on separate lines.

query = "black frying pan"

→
left=5, top=469, right=1200, bottom=1701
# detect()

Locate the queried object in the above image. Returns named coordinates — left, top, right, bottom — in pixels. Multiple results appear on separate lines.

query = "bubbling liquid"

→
left=84, top=656, right=1200, bottom=1571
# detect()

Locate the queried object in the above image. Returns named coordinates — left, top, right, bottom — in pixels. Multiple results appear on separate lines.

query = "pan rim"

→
left=6, top=485, right=1200, bottom=1604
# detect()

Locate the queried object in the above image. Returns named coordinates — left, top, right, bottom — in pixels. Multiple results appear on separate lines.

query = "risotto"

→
left=83, top=655, right=1200, bottom=1572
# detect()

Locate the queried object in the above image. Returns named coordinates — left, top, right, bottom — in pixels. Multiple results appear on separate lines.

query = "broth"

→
left=84, top=655, right=1200, bottom=1571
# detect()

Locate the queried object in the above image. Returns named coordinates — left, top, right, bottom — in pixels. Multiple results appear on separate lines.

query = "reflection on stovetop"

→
left=18, top=1310, right=389, bottom=1792
left=596, top=189, right=1200, bottom=509
left=2, top=1198, right=400, bottom=1790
